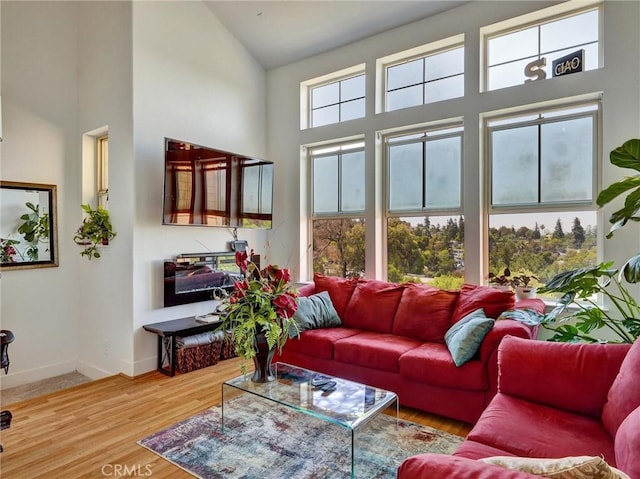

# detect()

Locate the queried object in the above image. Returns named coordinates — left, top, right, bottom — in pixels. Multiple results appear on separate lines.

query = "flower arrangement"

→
left=0, top=238, right=20, bottom=263
left=219, top=249, right=299, bottom=376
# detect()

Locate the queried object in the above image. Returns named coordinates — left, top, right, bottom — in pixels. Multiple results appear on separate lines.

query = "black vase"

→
left=251, top=333, right=276, bottom=383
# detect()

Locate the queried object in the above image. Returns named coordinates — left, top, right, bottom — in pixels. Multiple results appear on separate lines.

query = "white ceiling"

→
left=204, top=1, right=470, bottom=70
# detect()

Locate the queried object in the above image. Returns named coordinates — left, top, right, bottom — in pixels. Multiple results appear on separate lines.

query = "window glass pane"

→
left=488, top=27, right=538, bottom=65
left=540, top=117, right=593, bottom=202
left=387, top=85, right=423, bottom=112
left=487, top=56, right=537, bottom=91
left=387, top=58, right=423, bottom=90
left=425, top=137, right=461, bottom=208
left=313, top=155, right=339, bottom=213
left=388, top=142, right=423, bottom=211
left=488, top=211, right=597, bottom=286
left=312, top=105, right=340, bottom=127
left=341, top=150, right=365, bottom=212
left=312, top=82, right=339, bottom=108
left=541, top=9, right=598, bottom=53
left=544, top=43, right=598, bottom=77
left=491, top=125, right=539, bottom=205
left=341, top=75, right=365, bottom=101
left=313, top=218, right=365, bottom=278
left=425, top=47, right=464, bottom=81
left=386, top=215, right=465, bottom=287
left=341, top=98, right=365, bottom=122
left=205, top=169, right=226, bottom=211
left=425, top=75, right=464, bottom=103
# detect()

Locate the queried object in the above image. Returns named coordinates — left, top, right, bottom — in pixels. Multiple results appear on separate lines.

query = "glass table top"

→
left=223, top=362, right=397, bottom=430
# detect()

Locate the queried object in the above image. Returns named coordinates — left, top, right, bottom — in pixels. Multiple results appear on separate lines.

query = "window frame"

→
left=97, top=134, right=109, bottom=209
left=480, top=2, right=603, bottom=92
left=305, top=71, right=366, bottom=129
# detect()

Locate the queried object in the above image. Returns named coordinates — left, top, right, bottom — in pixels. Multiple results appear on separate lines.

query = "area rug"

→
left=138, top=395, right=463, bottom=479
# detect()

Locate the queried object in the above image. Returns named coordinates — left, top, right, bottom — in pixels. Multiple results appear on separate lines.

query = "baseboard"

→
left=0, top=360, right=78, bottom=389
left=132, top=356, right=158, bottom=377
left=75, top=360, right=114, bottom=381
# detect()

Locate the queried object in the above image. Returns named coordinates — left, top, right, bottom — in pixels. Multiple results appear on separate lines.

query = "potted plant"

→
left=17, top=202, right=50, bottom=260
left=538, top=139, right=640, bottom=343
left=489, top=268, right=538, bottom=299
left=217, top=249, right=299, bottom=382
left=73, top=204, right=116, bottom=260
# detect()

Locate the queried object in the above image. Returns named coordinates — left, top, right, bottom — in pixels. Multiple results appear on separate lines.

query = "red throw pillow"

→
left=392, top=284, right=460, bottom=342
left=342, top=279, right=406, bottom=333
left=451, top=284, right=515, bottom=324
left=313, top=273, right=358, bottom=320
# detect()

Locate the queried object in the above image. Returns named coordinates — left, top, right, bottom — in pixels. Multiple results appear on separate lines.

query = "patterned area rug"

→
left=139, top=395, right=463, bottom=479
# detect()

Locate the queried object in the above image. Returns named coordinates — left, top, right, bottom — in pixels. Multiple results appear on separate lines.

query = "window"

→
left=484, top=5, right=601, bottom=91
left=486, top=102, right=599, bottom=285
left=384, top=44, right=464, bottom=112
left=97, top=135, right=109, bottom=208
left=310, top=74, right=365, bottom=128
left=310, top=141, right=366, bottom=277
left=384, top=124, right=464, bottom=285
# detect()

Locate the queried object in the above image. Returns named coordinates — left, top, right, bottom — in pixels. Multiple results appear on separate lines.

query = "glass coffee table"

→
left=222, top=362, right=399, bottom=478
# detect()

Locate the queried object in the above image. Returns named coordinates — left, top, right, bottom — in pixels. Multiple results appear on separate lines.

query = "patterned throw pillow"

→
left=479, top=456, right=631, bottom=479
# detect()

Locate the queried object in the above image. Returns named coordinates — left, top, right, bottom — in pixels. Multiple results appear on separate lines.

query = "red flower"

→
left=235, top=250, right=249, bottom=273
left=272, top=292, right=298, bottom=318
left=276, top=268, right=291, bottom=284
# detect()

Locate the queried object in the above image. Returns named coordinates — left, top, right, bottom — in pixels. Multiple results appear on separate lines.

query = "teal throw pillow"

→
left=289, top=291, right=341, bottom=338
left=445, top=308, right=495, bottom=367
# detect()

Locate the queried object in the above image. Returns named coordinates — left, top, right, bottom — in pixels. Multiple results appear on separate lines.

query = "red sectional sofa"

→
left=276, top=274, right=545, bottom=424
left=398, top=336, right=640, bottom=479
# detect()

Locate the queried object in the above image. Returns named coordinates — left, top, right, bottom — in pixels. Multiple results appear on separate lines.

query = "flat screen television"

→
left=163, top=138, right=273, bottom=229
left=163, top=252, right=243, bottom=307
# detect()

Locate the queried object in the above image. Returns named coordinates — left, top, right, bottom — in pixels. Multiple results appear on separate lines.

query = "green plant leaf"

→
left=621, top=252, right=640, bottom=283
left=609, top=138, right=640, bottom=172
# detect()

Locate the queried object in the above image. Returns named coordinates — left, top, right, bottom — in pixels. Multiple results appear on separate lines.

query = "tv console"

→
left=143, top=316, right=223, bottom=376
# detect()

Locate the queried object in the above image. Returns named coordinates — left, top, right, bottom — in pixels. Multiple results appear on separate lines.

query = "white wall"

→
left=1, top=0, right=269, bottom=385
left=1, top=1, right=82, bottom=387
left=266, top=0, right=640, bottom=304
left=130, top=1, right=269, bottom=374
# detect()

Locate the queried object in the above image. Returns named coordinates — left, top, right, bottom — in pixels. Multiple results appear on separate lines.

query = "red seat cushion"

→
left=452, top=284, right=515, bottom=324
left=283, top=327, right=361, bottom=360
left=342, top=280, right=405, bottom=333
left=313, top=273, right=358, bottom=320
left=392, top=284, right=459, bottom=342
left=399, top=342, right=488, bottom=390
left=602, top=338, right=640, bottom=436
left=333, top=332, right=421, bottom=373
left=468, top=394, right=617, bottom=465
left=614, top=406, right=640, bottom=478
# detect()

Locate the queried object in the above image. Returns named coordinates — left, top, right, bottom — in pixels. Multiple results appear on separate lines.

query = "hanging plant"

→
left=73, top=204, right=116, bottom=260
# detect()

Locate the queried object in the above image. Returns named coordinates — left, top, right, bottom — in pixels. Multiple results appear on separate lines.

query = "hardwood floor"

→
left=0, top=358, right=472, bottom=478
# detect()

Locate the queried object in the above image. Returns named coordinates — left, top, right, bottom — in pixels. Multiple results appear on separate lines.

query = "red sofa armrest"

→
left=398, top=454, right=539, bottom=479
left=498, top=336, right=631, bottom=417
left=297, top=283, right=316, bottom=297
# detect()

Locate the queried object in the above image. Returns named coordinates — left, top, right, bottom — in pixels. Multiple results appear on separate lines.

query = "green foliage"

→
left=427, top=275, right=464, bottom=290
left=596, top=138, right=640, bottom=238
left=17, top=202, right=50, bottom=260
left=73, top=204, right=116, bottom=260
left=538, top=263, right=640, bottom=343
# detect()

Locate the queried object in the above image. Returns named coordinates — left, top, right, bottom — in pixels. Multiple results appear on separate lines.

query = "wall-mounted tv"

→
left=163, top=138, right=273, bottom=229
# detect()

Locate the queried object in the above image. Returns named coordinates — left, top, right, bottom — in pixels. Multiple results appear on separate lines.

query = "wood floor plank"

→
left=0, top=359, right=472, bottom=478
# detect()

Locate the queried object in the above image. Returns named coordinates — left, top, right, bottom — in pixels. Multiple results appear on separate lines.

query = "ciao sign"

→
left=524, top=49, right=585, bottom=82
left=552, top=49, right=584, bottom=77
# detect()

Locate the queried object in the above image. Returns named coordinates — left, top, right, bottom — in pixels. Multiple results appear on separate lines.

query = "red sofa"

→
left=276, top=274, right=544, bottom=423
left=398, top=335, right=640, bottom=479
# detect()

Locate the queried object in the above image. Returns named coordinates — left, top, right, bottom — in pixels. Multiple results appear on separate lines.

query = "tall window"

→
left=310, top=74, right=365, bottom=128
left=310, top=141, right=365, bottom=277
left=384, top=43, right=464, bottom=112
left=385, top=125, right=464, bottom=286
left=484, top=6, right=601, bottom=91
left=97, top=135, right=109, bottom=208
left=487, top=102, right=599, bottom=285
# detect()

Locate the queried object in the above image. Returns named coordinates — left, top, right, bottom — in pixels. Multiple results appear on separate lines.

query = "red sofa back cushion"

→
left=392, top=284, right=459, bottom=342
left=342, top=280, right=405, bottom=334
left=602, top=338, right=640, bottom=436
left=452, top=284, right=515, bottom=324
left=313, top=273, right=358, bottom=319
